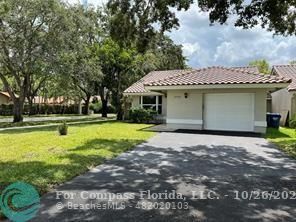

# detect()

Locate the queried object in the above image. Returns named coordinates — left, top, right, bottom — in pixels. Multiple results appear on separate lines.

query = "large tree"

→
left=0, top=0, right=69, bottom=122
left=26, top=68, right=50, bottom=116
left=148, top=34, right=187, bottom=70
left=60, top=5, right=103, bottom=115
left=97, top=38, right=139, bottom=119
left=100, top=2, right=188, bottom=119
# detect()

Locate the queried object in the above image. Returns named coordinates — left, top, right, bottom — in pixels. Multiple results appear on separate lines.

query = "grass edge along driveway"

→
left=0, top=122, right=155, bottom=194
left=0, top=116, right=115, bottom=129
left=266, top=127, right=296, bottom=159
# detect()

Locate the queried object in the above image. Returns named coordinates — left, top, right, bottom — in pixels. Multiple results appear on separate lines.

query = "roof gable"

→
left=272, top=65, right=296, bottom=91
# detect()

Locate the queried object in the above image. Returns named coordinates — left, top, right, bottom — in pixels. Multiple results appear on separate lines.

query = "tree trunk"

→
left=13, top=98, right=24, bottom=122
left=116, top=75, right=123, bottom=120
left=83, top=95, right=91, bottom=115
left=117, top=108, right=123, bottom=120
left=115, top=91, right=123, bottom=120
left=99, top=86, right=108, bottom=118
left=27, top=97, right=34, bottom=116
left=101, top=99, right=108, bottom=118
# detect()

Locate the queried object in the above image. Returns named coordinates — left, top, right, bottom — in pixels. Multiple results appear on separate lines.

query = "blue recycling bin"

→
left=266, top=113, right=281, bottom=128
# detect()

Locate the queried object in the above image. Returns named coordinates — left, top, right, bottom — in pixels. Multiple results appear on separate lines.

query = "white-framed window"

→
left=139, top=96, right=162, bottom=114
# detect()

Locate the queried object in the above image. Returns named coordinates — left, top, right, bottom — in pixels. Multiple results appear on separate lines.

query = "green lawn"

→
left=0, top=122, right=155, bottom=194
left=266, top=127, right=296, bottom=158
left=0, top=116, right=115, bottom=128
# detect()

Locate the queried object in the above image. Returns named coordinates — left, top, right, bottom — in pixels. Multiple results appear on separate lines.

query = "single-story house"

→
left=124, top=66, right=290, bottom=133
left=271, top=65, right=296, bottom=123
left=0, top=92, right=12, bottom=105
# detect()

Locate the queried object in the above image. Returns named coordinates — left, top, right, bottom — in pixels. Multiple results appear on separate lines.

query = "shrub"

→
left=290, top=115, right=296, bottom=128
left=58, top=122, right=68, bottom=136
left=98, top=104, right=116, bottom=114
left=106, top=104, right=116, bottom=114
left=89, top=102, right=102, bottom=113
left=129, top=108, right=157, bottom=123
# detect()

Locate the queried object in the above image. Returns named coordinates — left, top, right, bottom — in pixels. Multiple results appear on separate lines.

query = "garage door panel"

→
left=204, top=93, right=254, bottom=132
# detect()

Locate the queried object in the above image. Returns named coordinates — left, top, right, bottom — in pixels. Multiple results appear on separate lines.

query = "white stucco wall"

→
left=165, top=88, right=268, bottom=133
left=128, top=88, right=268, bottom=133
left=166, top=90, right=203, bottom=124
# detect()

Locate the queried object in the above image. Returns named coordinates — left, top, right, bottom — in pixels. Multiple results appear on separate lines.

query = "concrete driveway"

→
left=33, top=132, right=296, bottom=222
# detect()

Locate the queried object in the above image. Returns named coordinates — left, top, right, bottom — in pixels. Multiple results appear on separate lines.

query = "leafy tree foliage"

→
left=107, top=0, right=296, bottom=38
left=198, top=0, right=296, bottom=36
left=107, top=0, right=192, bottom=52
left=290, top=60, right=296, bottom=65
left=0, top=0, right=187, bottom=121
left=0, top=0, right=69, bottom=122
left=101, top=1, right=188, bottom=119
left=249, top=59, right=270, bottom=74
left=148, top=35, right=187, bottom=70
left=97, top=38, right=140, bottom=119
left=59, top=5, right=103, bottom=115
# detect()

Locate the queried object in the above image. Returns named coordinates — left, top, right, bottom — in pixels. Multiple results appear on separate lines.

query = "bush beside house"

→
left=129, top=108, right=157, bottom=123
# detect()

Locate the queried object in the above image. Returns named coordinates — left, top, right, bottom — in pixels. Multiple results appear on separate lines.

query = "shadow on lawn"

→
left=0, top=131, right=145, bottom=220
left=266, top=128, right=294, bottom=139
left=30, top=140, right=296, bottom=222
left=0, top=138, right=144, bottom=194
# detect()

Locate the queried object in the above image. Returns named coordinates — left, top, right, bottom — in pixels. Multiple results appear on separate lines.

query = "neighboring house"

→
left=32, top=96, right=101, bottom=106
left=32, top=96, right=76, bottom=105
left=124, top=66, right=290, bottom=133
left=0, top=92, right=12, bottom=105
left=271, top=65, right=296, bottom=123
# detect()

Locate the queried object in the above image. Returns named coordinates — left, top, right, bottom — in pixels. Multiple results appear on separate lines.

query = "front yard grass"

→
left=0, top=116, right=115, bottom=128
left=266, top=127, right=296, bottom=158
left=0, top=122, right=155, bottom=194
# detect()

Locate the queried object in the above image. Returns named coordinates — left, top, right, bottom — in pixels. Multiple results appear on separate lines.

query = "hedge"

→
left=0, top=104, right=79, bottom=116
left=0, top=103, right=116, bottom=116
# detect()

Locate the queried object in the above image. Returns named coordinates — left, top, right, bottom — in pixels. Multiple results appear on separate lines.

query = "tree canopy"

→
left=3, top=0, right=294, bottom=122
left=107, top=0, right=296, bottom=36
left=107, top=0, right=192, bottom=52
left=0, top=0, right=69, bottom=122
left=198, top=0, right=296, bottom=36
left=249, top=59, right=270, bottom=74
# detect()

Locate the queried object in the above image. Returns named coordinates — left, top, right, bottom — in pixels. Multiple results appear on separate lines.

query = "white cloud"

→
left=65, top=0, right=296, bottom=67
left=169, top=3, right=296, bottom=67
left=182, top=42, right=200, bottom=57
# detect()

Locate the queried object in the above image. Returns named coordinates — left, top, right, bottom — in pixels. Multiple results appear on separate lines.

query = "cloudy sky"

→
left=67, top=0, right=296, bottom=68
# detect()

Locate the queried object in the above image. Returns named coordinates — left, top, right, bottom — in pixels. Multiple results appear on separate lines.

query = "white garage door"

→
left=204, top=93, right=254, bottom=132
